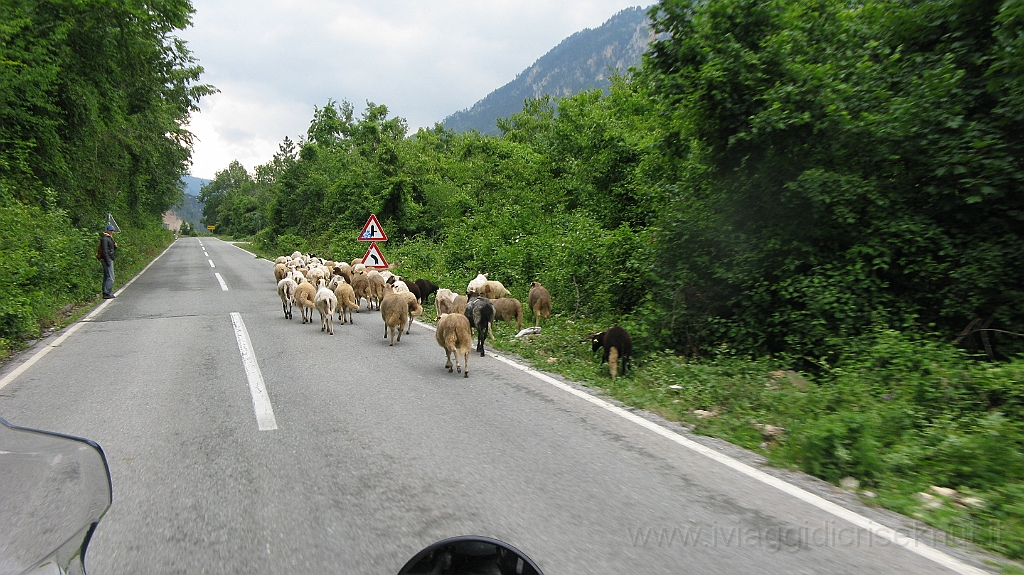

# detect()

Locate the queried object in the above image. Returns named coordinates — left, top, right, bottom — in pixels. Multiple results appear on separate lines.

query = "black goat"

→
left=588, top=326, right=632, bottom=381
left=464, top=295, right=495, bottom=357
left=415, top=279, right=439, bottom=303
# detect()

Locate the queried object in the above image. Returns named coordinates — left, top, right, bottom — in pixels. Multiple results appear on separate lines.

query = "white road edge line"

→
left=409, top=320, right=989, bottom=575
left=229, top=313, right=278, bottom=431
left=229, top=241, right=257, bottom=257
left=215, top=273, right=229, bottom=291
left=0, top=240, right=176, bottom=392
left=208, top=259, right=215, bottom=268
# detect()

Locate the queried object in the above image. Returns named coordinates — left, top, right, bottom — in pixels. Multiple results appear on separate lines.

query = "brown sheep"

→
left=351, top=273, right=370, bottom=311
left=490, top=297, right=523, bottom=335
left=476, top=280, right=511, bottom=299
left=396, top=291, right=423, bottom=334
left=333, top=262, right=352, bottom=284
left=450, top=294, right=468, bottom=314
left=334, top=282, right=358, bottom=324
left=379, top=288, right=408, bottom=346
left=367, top=270, right=386, bottom=311
left=436, top=313, right=472, bottom=377
left=274, top=263, right=289, bottom=283
left=528, top=281, right=551, bottom=326
left=294, top=281, right=317, bottom=324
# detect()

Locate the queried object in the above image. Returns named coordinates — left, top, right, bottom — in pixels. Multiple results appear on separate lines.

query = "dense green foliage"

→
left=646, top=0, right=1024, bottom=359
left=207, top=0, right=1024, bottom=558
left=0, top=0, right=210, bottom=355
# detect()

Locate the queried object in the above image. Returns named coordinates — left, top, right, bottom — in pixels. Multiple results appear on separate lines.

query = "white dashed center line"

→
left=208, top=259, right=215, bottom=268
left=229, top=313, right=277, bottom=431
left=215, top=273, right=228, bottom=291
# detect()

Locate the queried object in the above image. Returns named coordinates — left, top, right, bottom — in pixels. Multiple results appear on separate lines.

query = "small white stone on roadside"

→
left=929, top=486, right=957, bottom=498
left=914, top=492, right=944, bottom=510
left=840, top=477, right=860, bottom=491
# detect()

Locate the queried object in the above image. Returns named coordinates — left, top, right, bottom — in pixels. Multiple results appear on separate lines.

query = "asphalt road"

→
left=0, top=237, right=998, bottom=574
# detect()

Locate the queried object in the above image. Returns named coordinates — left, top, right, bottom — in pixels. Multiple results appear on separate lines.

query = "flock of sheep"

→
left=272, top=252, right=563, bottom=378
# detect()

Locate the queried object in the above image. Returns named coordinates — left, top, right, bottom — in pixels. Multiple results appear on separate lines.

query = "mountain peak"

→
left=443, top=6, right=653, bottom=135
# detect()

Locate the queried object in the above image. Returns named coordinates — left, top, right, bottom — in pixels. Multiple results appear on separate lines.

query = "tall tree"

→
left=0, top=0, right=215, bottom=224
left=645, top=0, right=1024, bottom=357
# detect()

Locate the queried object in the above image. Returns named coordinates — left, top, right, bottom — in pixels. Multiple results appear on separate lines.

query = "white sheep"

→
left=277, top=276, right=297, bottom=320
left=315, top=284, right=337, bottom=335
left=435, top=289, right=456, bottom=314
left=467, top=273, right=487, bottom=295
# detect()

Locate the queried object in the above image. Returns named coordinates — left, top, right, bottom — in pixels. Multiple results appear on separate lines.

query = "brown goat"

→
left=490, top=297, right=523, bottom=335
left=528, top=282, right=551, bottom=326
left=588, top=326, right=633, bottom=381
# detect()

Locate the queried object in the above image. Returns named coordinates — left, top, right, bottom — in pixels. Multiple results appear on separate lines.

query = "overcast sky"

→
left=177, top=1, right=649, bottom=179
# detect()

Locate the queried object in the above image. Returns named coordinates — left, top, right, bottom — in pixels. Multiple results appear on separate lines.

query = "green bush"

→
left=0, top=199, right=172, bottom=359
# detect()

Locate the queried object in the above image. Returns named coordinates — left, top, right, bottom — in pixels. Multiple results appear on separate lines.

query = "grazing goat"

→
left=436, top=313, right=471, bottom=377
left=490, top=297, right=523, bottom=334
left=464, top=295, right=494, bottom=357
left=528, top=282, right=551, bottom=326
left=588, top=326, right=633, bottom=381
left=415, top=279, right=439, bottom=303
left=476, top=280, right=510, bottom=299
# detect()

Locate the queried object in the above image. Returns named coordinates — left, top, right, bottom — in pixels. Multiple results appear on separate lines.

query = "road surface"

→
left=0, top=237, right=998, bottom=574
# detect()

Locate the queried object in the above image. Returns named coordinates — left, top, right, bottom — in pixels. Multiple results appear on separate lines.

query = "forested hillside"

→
left=443, top=6, right=653, bottom=134
left=0, top=0, right=213, bottom=356
left=203, top=0, right=1024, bottom=558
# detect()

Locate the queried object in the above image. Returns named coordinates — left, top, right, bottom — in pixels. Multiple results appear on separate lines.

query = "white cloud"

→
left=178, top=0, right=650, bottom=178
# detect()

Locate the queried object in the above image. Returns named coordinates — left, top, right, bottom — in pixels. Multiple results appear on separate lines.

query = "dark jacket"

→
left=101, top=234, right=117, bottom=263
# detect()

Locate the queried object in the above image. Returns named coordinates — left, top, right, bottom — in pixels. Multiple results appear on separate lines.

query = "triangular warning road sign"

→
left=358, top=214, right=387, bottom=241
left=361, top=242, right=389, bottom=269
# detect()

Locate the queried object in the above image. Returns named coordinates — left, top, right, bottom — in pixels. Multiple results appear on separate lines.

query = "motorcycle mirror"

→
left=0, top=417, right=112, bottom=575
left=398, top=536, right=543, bottom=575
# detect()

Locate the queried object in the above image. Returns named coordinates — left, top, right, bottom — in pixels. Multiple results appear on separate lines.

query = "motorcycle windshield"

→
left=0, top=418, right=112, bottom=575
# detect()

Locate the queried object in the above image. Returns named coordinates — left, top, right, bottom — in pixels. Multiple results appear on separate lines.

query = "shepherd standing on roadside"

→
left=101, top=224, right=117, bottom=299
